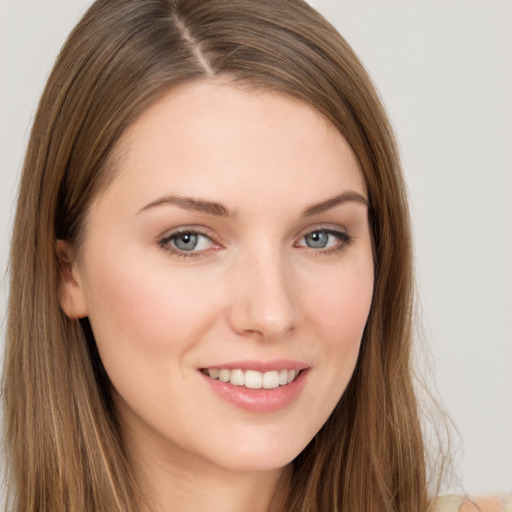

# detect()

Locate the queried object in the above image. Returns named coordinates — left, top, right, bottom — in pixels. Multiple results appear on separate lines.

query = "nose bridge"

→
left=227, top=239, right=298, bottom=338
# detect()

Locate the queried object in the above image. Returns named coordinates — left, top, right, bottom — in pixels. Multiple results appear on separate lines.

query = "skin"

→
left=460, top=497, right=505, bottom=512
left=59, top=80, right=375, bottom=512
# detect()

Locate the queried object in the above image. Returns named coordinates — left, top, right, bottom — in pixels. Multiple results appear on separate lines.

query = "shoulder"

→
left=431, top=494, right=512, bottom=512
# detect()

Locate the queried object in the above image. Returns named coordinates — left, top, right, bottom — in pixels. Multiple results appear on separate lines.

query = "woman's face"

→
left=60, top=81, right=374, bottom=475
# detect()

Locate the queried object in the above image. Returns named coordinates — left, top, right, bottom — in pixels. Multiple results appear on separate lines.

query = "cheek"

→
left=302, top=261, right=373, bottom=388
left=305, top=261, right=374, bottom=342
left=80, top=251, right=221, bottom=372
left=280, top=262, right=373, bottom=443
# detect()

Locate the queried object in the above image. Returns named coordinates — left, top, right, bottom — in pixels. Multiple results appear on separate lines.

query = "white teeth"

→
left=219, top=369, right=230, bottom=383
left=245, top=370, right=263, bottom=389
left=263, top=370, right=279, bottom=389
left=205, top=368, right=301, bottom=389
left=230, top=369, right=245, bottom=386
left=208, top=368, right=219, bottom=379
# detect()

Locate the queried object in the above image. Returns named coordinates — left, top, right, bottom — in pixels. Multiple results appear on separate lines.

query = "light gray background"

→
left=1, top=0, right=511, bottom=495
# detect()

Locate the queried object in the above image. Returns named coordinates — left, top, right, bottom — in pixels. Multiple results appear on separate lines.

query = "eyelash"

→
left=159, top=229, right=216, bottom=258
left=294, top=228, right=353, bottom=255
left=158, top=227, right=353, bottom=258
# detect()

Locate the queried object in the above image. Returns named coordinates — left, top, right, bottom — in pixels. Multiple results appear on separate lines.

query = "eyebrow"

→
left=138, top=195, right=234, bottom=217
left=137, top=191, right=370, bottom=218
left=301, top=191, right=370, bottom=217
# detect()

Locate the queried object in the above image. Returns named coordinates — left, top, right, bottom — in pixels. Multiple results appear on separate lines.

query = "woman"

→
left=2, top=0, right=504, bottom=511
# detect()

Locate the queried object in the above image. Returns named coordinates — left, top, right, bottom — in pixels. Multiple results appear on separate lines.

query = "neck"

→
left=123, top=424, right=291, bottom=512
left=141, top=460, right=289, bottom=512
left=134, top=449, right=291, bottom=512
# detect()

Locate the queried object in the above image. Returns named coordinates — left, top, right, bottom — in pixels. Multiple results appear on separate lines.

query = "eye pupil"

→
left=305, top=231, right=328, bottom=249
left=174, top=233, right=198, bottom=251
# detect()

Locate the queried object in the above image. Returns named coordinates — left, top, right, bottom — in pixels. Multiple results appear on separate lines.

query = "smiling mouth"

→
left=200, top=368, right=302, bottom=390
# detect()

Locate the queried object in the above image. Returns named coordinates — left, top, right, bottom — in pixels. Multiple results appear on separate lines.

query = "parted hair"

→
left=3, top=0, right=435, bottom=510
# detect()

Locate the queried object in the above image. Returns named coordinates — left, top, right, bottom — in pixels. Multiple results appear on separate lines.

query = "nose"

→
left=226, top=245, right=299, bottom=340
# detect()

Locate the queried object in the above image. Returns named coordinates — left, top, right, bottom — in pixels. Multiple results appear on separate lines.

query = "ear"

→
left=56, top=240, right=89, bottom=319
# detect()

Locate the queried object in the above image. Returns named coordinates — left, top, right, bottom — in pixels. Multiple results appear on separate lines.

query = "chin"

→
left=200, top=429, right=311, bottom=474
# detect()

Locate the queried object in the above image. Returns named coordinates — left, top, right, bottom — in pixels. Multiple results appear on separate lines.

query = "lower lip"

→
left=200, top=369, right=309, bottom=413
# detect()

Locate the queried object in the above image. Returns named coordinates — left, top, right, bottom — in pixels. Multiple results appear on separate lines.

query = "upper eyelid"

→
left=295, top=228, right=350, bottom=244
left=159, top=226, right=215, bottom=242
left=294, top=224, right=349, bottom=240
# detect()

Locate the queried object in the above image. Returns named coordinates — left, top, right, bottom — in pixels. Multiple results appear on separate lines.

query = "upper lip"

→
left=199, top=360, right=310, bottom=373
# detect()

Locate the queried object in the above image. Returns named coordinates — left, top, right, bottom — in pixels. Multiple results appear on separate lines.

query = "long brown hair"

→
left=3, top=0, right=436, bottom=510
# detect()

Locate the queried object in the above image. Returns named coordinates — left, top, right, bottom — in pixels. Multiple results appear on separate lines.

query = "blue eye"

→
left=304, top=231, right=329, bottom=249
left=298, top=229, right=350, bottom=251
left=173, top=232, right=199, bottom=251
left=161, top=230, right=214, bottom=255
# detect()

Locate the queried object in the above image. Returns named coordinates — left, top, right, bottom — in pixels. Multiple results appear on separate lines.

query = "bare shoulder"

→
left=461, top=495, right=512, bottom=512
left=432, top=494, right=512, bottom=512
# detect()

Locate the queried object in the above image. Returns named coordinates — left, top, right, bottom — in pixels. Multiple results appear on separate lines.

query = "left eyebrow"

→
left=301, top=191, right=370, bottom=217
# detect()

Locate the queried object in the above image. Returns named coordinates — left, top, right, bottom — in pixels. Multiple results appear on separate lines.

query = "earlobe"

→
left=56, top=239, right=89, bottom=319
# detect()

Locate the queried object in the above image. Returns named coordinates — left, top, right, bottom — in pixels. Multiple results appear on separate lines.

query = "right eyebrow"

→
left=136, top=195, right=235, bottom=218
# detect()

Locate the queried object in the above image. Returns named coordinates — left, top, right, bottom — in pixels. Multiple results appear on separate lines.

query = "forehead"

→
left=92, top=80, right=366, bottom=215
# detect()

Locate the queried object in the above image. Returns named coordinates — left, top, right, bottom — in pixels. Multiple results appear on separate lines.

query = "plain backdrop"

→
left=1, top=0, right=511, bottom=495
